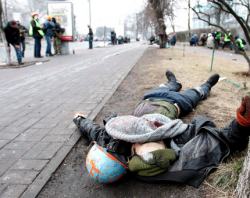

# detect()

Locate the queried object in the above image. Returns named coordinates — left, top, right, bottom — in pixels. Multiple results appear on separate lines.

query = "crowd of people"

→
left=189, top=29, right=246, bottom=53
left=3, top=13, right=63, bottom=65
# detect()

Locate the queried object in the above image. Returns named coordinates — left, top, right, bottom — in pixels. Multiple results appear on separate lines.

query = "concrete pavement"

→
left=0, top=42, right=148, bottom=198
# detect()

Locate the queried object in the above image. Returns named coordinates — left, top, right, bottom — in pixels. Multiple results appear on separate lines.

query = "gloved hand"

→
left=73, top=112, right=85, bottom=120
left=237, top=96, right=250, bottom=127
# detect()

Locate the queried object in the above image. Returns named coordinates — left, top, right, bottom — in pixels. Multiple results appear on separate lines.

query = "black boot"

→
left=18, top=61, right=24, bottom=65
left=207, top=73, right=220, bottom=87
left=166, top=70, right=177, bottom=82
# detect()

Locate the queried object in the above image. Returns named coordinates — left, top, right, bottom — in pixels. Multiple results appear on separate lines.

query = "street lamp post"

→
left=88, top=0, right=91, bottom=26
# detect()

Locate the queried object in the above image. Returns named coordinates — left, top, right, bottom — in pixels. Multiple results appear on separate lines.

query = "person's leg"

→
left=53, top=39, right=57, bottom=54
left=160, top=70, right=182, bottom=92
left=57, top=38, right=61, bottom=54
left=229, top=42, right=233, bottom=50
left=45, top=36, right=51, bottom=55
left=215, top=39, right=218, bottom=49
left=39, top=38, right=42, bottom=56
left=13, top=44, right=22, bottom=63
left=177, top=74, right=219, bottom=115
left=21, top=39, right=25, bottom=57
left=222, top=42, right=226, bottom=49
left=34, top=38, right=40, bottom=57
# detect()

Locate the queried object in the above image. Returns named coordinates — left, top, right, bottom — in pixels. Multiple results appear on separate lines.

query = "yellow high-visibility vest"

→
left=29, top=19, right=44, bottom=36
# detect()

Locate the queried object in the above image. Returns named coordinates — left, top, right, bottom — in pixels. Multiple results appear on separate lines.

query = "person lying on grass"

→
left=73, top=71, right=250, bottom=187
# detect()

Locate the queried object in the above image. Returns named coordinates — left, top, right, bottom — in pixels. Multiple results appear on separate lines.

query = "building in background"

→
left=192, top=0, right=248, bottom=29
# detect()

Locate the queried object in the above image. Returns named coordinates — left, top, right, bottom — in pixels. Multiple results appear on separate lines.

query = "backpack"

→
left=241, top=39, right=247, bottom=45
left=54, top=31, right=62, bottom=39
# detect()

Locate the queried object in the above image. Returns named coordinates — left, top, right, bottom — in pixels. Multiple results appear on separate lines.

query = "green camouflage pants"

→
left=53, top=37, right=61, bottom=54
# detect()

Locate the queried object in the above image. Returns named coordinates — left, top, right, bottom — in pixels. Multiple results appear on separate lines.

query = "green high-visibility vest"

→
left=224, top=32, right=231, bottom=42
left=216, top=33, right=222, bottom=39
left=29, top=19, right=44, bottom=36
left=236, top=38, right=244, bottom=48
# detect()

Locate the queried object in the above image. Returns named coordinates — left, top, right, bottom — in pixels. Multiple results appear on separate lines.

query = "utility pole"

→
left=88, top=0, right=91, bottom=26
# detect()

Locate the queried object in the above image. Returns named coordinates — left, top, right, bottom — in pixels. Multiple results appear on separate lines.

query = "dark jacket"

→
left=30, top=19, right=43, bottom=38
left=17, top=24, right=28, bottom=41
left=43, top=20, right=55, bottom=37
left=111, top=31, right=116, bottom=38
left=89, top=27, right=93, bottom=36
left=73, top=114, right=249, bottom=187
left=53, top=22, right=62, bottom=37
left=4, top=22, right=20, bottom=47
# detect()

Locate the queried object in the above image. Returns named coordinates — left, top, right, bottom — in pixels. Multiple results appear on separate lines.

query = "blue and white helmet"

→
left=86, top=142, right=128, bottom=183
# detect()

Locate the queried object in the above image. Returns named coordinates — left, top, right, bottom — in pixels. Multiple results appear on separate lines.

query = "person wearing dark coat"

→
left=29, top=12, right=44, bottom=58
left=52, top=17, right=62, bottom=55
left=87, top=25, right=93, bottom=49
left=4, top=20, right=24, bottom=65
left=111, top=31, right=116, bottom=45
left=16, top=21, right=28, bottom=57
left=73, top=70, right=250, bottom=186
left=43, top=16, right=55, bottom=57
left=171, top=34, right=177, bottom=46
left=190, top=34, right=198, bottom=46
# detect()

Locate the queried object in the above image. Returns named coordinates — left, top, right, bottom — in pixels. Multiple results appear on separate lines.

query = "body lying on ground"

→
left=73, top=71, right=250, bottom=187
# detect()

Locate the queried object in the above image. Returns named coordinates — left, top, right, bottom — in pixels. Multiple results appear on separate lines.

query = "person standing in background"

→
left=4, top=20, right=24, bottom=65
left=43, top=16, right=55, bottom=57
left=29, top=12, right=44, bottom=58
left=16, top=20, right=28, bottom=57
left=52, top=17, right=62, bottom=55
left=87, top=25, right=93, bottom=49
left=157, top=18, right=167, bottom=48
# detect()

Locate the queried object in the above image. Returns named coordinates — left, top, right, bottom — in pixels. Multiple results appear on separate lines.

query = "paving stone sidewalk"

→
left=0, top=42, right=148, bottom=198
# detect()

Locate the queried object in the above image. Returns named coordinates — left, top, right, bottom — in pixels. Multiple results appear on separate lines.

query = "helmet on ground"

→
left=86, top=142, right=128, bottom=183
left=31, top=12, right=38, bottom=18
left=46, top=16, right=52, bottom=21
left=159, top=18, right=163, bottom=22
left=227, top=29, right=230, bottom=32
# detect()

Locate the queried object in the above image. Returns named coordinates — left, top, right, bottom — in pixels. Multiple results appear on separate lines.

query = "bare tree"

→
left=148, top=0, right=178, bottom=37
left=190, top=0, right=250, bottom=74
left=0, top=0, right=10, bottom=64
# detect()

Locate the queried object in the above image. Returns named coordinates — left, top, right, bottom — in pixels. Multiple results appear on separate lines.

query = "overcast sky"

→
left=72, top=0, right=146, bottom=34
left=16, top=0, right=201, bottom=35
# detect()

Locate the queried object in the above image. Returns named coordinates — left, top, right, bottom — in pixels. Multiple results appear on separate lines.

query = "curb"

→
left=20, top=45, right=148, bottom=198
left=0, top=59, right=50, bottom=69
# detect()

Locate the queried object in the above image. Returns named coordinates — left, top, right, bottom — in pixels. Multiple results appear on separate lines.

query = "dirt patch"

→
left=38, top=46, right=249, bottom=198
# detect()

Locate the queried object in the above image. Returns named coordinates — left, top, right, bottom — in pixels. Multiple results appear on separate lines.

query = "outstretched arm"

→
left=173, top=96, right=250, bottom=152
left=220, top=96, right=250, bottom=152
left=73, top=113, right=108, bottom=145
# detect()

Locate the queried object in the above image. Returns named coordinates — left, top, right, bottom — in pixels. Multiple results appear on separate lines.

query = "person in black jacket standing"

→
left=29, top=12, right=44, bottom=58
left=4, top=20, right=24, bottom=65
left=16, top=20, right=28, bottom=58
left=52, top=17, right=62, bottom=55
left=87, top=25, right=93, bottom=49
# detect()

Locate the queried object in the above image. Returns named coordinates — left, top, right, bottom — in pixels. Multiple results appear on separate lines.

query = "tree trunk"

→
left=0, top=0, right=10, bottom=64
left=235, top=147, right=250, bottom=198
left=0, top=32, right=10, bottom=64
